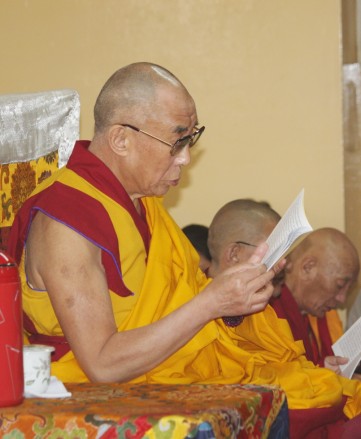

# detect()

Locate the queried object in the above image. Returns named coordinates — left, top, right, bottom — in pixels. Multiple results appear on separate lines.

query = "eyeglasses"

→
left=122, top=124, right=205, bottom=156
left=234, top=240, right=257, bottom=248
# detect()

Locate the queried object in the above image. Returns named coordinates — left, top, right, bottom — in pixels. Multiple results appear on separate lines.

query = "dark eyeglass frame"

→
left=121, top=124, right=205, bottom=156
left=234, top=240, right=257, bottom=248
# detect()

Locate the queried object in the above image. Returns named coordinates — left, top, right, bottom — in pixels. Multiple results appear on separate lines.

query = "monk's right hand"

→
left=200, top=243, right=277, bottom=320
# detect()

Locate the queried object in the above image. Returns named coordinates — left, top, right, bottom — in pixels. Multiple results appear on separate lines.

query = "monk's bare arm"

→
left=26, top=213, right=276, bottom=383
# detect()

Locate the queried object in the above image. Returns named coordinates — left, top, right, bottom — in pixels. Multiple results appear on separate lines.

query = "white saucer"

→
left=24, top=376, right=72, bottom=399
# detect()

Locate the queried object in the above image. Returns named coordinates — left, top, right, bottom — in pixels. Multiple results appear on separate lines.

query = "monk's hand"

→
left=324, top=355, right=349, bottom=374
left=205, top=243, right=276, bottom=319
left=249, top=243, right=287, bottom=293
left=270, top=257, right=287, bottom=277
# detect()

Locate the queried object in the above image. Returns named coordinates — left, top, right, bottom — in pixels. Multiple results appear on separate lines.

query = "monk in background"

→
left=208, top=199, right=361, bottom=438
left=270, top=227, right=359, bottom=374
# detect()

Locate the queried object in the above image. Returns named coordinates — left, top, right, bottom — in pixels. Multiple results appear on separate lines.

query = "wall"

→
left=342, top=0, right=361, bottom=308
left=0, top=0, right=343, bottom=231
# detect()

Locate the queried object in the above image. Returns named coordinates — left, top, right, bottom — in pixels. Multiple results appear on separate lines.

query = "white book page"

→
left=332, top=315, right=361, bottom=378
left=262, top=189, right=313, bottom=270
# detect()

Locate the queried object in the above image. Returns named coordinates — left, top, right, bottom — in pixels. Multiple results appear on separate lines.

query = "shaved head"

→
left=88, top=62, right=198, bottom=202
left=94, top=62, right=190, bottom=132
left=285, top=227, right=360, bottom=317
left=287, top=227, right=359, bottom=273
left=208, top=199, right=280, bottom=277
left=208, top=199, right=280, bottom=263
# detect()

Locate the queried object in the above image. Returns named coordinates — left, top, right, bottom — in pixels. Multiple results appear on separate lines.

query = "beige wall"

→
left=0, top=0, right=343, bottom=231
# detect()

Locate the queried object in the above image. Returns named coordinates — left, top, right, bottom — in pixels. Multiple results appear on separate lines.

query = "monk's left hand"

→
left=324, top=355, right=348, bottom=374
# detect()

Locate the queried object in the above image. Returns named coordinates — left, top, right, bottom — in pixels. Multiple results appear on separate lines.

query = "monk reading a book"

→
left=208, top=199, right=361, bottom=438
left=8, top=63, right=361, bottom=438
left=270, top=227, right=359, bottom=374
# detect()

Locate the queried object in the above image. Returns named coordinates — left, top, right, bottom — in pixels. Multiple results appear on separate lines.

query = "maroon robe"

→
left=270, top=284, right=334, bottom=366
left=270, top=284, right=361, bottom=438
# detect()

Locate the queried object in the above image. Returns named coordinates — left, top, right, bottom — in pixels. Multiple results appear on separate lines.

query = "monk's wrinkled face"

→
left=124, top=86, right=199, bottom=198
left=298, top=255, right=357, bottom=318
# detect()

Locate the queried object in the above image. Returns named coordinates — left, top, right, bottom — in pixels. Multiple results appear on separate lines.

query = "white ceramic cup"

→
left=23, top=344, right=55, bottom=395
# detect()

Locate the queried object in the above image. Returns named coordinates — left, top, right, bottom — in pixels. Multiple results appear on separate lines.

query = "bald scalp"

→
left=94, top=62, right=187, bottom=132
left=208, top=199, right=280, bottom=263
left=287, top=227, right=360, bottom=276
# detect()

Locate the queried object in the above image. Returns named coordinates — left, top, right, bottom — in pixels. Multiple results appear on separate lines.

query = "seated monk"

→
left=207, top=200, right=361, bottom=439
left=270, top=227, right=359, bottom=375
left=7, top=62, right=281, bottom=385
left=7, top=62, right=361, bottom=438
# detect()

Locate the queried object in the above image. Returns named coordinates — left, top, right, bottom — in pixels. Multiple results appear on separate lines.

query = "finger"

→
left=244, top=270, right=275, bottom=293
left=246, top=284, right=274, bottom=314
left=335, top=356, right=349, bottom=365
left=325, top=355, right=349, bottom=366
left=228, top=262, right=269, bottom=284
left=248, top=242, right=268, bottom=265
left=272, top=258, right=287, bottom=275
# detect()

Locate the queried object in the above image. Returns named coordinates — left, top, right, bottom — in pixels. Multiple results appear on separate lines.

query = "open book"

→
left=262, top=189, right=313, bottom=270
left=332, top=315, right=361, bottom=378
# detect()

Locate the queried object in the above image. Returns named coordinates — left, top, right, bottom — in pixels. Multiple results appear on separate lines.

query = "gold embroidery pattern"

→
left=0, top=152, right=58, bottom=250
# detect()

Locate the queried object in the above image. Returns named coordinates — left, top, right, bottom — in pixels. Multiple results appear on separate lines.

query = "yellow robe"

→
left=308, top=310, right=343, bottom=350
left=49, top=195, right=251, bottom=385
left=12, top=142, right=361, bottom=419
left=51, top=195, right=361, bottom=418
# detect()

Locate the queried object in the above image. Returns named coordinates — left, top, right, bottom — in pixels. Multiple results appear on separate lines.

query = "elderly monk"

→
left=270, top=227, right=360, bottom=374
left=207, top=200, right=361, bottom=439
left=8, top=62, right=279, bottom=384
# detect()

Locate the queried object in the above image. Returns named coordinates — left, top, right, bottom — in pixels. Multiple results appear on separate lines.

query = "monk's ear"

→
left=300, top=256, right=317, bottom=279
left=225, top=243, right=240, bottom=265
left=108, top=125, right=128, bottom=156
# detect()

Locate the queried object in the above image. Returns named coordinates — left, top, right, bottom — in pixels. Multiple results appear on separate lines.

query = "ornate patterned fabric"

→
left=0, top=89, right=80, bottom=167
left=0, top=153, right=58, bottom=250
left=0, top=89, right=80, bottom=251
left=0, top=382, right=289, bottom=438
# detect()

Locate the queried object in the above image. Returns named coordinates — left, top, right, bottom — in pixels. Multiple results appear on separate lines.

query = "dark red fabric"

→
left=67, top=141, right=150, bottom=254
left=290, top=405, right=361, bottom=439
left=341, top=412, right=361, bottom=438
left=270, top=284, right=322, bottom=365
left=7, top=141, right=151, bottom=357
left=289, top=398, right=347, bottom=439
left=8, top=141, right=150, bottom=298
left=302, top=314, right=320, bottom=364
left=270, top=286, right=357, bottom=438
left=0, top=226, right=11, bottom=251
left=28, top=334, right=69, bottom=361
left=316, top=315, right=335, bottom=359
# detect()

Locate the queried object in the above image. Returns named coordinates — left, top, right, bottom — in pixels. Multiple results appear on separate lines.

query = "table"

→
left=0, top=382, right=289, bottom=438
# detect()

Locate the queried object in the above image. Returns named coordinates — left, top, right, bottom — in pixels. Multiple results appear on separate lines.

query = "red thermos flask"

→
left=0, top=251, right=24, bottom=407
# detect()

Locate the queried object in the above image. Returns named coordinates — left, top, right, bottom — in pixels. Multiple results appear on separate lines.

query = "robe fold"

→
left=308, top=310, right=343, bottom=358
